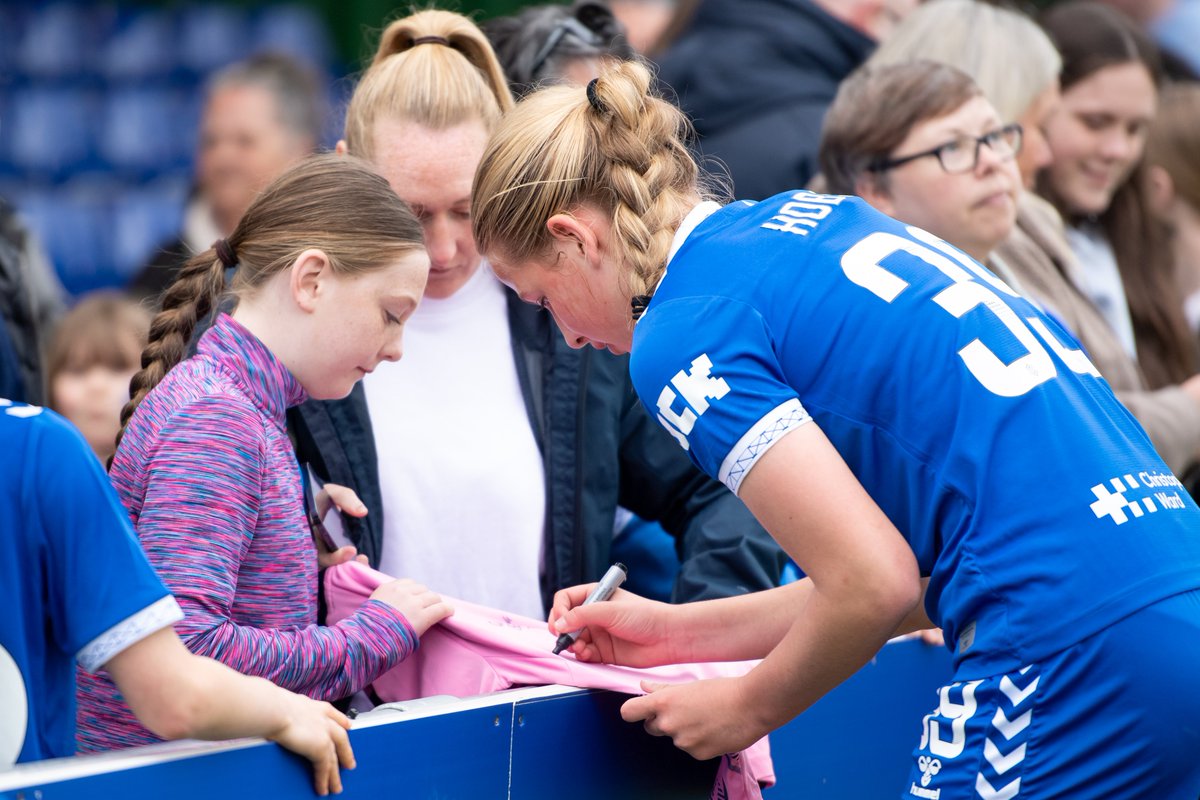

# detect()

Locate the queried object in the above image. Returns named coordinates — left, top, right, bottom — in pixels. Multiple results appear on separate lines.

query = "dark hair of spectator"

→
left=483, top=1, right=635, bottom=97
left=1038, top=0, right=1195, bottom=388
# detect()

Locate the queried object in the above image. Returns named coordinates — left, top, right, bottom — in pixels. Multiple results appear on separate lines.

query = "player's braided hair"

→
left=113, top=154, right=424, bottom=466
left=583, top=62, right=701, bottom=298
left=472, top=59, right=714, bottom=311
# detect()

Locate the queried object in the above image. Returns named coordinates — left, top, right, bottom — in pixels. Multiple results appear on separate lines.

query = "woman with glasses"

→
left=820, top=61, right=1023, bottom=272
left=469, top=59, right=1200, bottom=799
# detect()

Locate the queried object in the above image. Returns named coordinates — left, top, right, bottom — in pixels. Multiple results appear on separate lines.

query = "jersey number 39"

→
left=842, top=226, right=1099, bottom=398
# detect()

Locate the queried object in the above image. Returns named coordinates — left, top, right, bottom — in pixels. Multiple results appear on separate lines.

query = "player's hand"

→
left=548, top=584, right=680, bottom=667
left=620, top=677, right=768, bottom=761
left=369, top=579, right=454, bottom=636
left=267, top=695, right=356, bottom=796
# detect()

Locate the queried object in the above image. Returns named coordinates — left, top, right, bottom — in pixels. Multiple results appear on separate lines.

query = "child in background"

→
left=45, top=291, right=150, bottom=464
left=77, top=153, right=452, bottom=751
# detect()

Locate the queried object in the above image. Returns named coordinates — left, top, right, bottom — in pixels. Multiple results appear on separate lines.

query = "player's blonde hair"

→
left=472, top=60, right=710, bottom=302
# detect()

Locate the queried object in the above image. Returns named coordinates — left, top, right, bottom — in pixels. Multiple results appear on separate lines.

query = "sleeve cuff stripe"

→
left=718, top=398, right=812, bottom=496
left=77, top=596, right=184, bottom=673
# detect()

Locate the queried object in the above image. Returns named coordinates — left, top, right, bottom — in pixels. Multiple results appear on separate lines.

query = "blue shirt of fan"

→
left=0, top=402, right=171, bottom=763
left=630, top=192, right=1200, bottom=677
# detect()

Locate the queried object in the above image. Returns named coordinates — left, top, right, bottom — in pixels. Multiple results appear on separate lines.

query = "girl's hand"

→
left=314, top=483, right=366, bottom=521
left=369, top=579, right=453, bottom=636
left=311, top=483, right=369, bottom=570
left=266, top=695, right=356, bottom=796
left=620, top=677, right=768, bottom=761
left=548, top=584, right=682, bottom=667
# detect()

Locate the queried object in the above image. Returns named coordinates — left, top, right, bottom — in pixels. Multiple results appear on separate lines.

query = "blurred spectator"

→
left=866, top=0, right=1200, bottom=477
left=608, top=0, right=676, bottom=54
left=1146, top=84, right=1200, bottom=337
left=46, top=292, right=150, bottom=465
left=1038, top=1, right=1199, bottom=391
left=127, top=53, right=323, bottom=303
left=483, top=1, right=634, bottom=98
left=655, top=0, right=918, bottom=200
left=0, top=198, right=65, bottom=405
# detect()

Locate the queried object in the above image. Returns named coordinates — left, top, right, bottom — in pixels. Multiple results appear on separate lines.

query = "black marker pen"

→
left=552, top=562, right=628, bottom=655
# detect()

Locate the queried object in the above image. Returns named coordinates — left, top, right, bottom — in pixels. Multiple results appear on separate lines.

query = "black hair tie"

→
left=213, top=238, right=238, bottom=269
left=630, top=294, right=652, bottom=321
left=586, top=77, right=607, bottom=114
left=411, top=35, right=450, bottom=47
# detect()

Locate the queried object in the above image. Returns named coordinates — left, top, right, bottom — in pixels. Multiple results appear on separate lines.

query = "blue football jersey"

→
left=631, top=192, right=1200, bottom=677
left=0, top=402, right=178, bottom=765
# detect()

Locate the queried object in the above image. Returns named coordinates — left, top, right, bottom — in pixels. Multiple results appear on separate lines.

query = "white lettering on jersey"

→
left=932, top=281, right=1055, bottom=397
left=655, top=354, right=731, bottom=450
left=840, top=230, right=1100, bottom=398
left=761, top=191, right=844, bottom=236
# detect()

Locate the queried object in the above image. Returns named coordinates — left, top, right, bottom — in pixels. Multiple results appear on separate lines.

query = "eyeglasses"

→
left=869, top=123, right=1024, bottom=175
left=529, top=17, right=603, bottom=79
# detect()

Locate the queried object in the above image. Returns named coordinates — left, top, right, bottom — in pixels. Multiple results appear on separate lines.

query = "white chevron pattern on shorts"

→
left=976, top=773, right=1021, bottom=800
left=975, top=666, right=1038, bottom=799
left=984, top=738, right=1026, bottom=775
left=991, top=706, right=1032, bottom=740
left=1000, top=674, right=1040, bottom=706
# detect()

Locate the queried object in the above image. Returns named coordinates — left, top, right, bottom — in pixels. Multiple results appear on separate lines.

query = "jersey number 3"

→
left=841, top=227, right=1099, bottom=398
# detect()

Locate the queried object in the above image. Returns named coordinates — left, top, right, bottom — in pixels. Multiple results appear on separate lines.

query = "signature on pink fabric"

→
left=325, top=561, right=774, bottom=799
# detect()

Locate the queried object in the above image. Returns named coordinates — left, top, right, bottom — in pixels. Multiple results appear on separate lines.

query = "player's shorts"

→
left=901, top=589, right=1200, bottom=800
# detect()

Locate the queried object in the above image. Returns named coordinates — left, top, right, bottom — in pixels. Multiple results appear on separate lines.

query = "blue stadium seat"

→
left=18, top=180, right=115, bottom=297
left=8, top=86, right=97, bottom=179
left=98, top=87, right=188, bottom=174
left=178, top=5, right=251, bottom=76
left=1, top=1, right=340, bottom=292
left=0, top=5, right=27, bottom=76
left=110, top=178, right=189, bottom=280
left=15, top=3, right=105, bottom=78
left=99, top=8, right=178, bottom=81
left=253, top=5, right=332, bottom=69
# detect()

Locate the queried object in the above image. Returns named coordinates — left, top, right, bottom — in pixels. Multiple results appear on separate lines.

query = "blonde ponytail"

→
left=345, top=10, right=514, bottom=159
